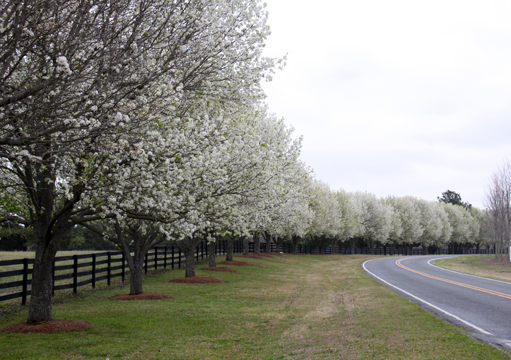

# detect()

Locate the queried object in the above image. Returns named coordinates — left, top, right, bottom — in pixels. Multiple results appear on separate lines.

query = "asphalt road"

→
left=363, top=255, right=511, bottom=349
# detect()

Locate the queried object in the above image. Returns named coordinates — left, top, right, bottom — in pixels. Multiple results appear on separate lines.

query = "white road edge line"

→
left=362, top=259, right=493, bottom=336
left=428, top=257, right=511, bottom=286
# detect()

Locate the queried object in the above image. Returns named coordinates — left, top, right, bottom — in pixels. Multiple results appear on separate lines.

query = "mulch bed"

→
left=1, top=320, right=92, bottom=333
left=111, top=292, right=174, bottom=300
left=219, top=260, right=256, bottom=266
left=483, top=258, right=511, bottom=267
left=238, top=254, right=264, bottom=259
left=268, top=252, right=284, bottom=256
left=168, top=276, right=225, bottom=283
left=200, top=266, right=238, bottom=273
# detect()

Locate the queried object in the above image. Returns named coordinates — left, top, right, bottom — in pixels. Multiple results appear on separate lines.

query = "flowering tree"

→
left=333, top=189, right=360, bottom=253
left=305, top=181, right=341, bottom=253
left=441, top=203, right=472, bottom=252
left=384, top=196, right=420, bottom=253
left=432, top=202, right=452, bottom=248
left=352, top=192, right=393, bottom=253
left=258, top=162, right=313, bottom=253
left=415, top=200, right=443, bottom=253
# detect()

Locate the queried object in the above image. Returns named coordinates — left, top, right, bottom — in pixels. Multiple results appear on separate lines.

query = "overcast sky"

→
left=261, top=0, right=511, bottom=208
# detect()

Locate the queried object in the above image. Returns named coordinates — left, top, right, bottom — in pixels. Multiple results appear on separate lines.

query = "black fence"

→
left=0, top=240, right=227, bottom=305
left=0, top=240, right=500, bottom=305
left=286, top=244, right=499, bottom=256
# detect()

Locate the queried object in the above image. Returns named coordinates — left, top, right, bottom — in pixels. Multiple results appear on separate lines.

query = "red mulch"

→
left=219, top=260, right=256, bottom=266
left=1, top=320, right=92, bottom=333
left=168, top=276, right=225, bottom=283
left=200, top=266, right=238, bottom=273
left=238, top=254, right=264, bottom=259
left=268, top=252, right=284, bottom=256
left=483, top=258, right=511, bottom=267
left=110, top=292, right=174, bottom=300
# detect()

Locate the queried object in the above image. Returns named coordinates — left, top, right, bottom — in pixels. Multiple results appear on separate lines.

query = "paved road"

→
left=363, top=255, right=511, bottom=349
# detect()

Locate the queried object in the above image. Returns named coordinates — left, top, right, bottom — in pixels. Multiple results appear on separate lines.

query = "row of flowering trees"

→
left=0, top=0, right=314, bottom=324
left=294, top=181, right=485, bottom=255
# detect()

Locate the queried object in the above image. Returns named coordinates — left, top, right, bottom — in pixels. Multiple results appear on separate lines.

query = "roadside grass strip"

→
left=433, top=255, right=511, bottom=283
left=0, top=254, right=509, bottom=359
left=396, top=257, right=511, bottom=301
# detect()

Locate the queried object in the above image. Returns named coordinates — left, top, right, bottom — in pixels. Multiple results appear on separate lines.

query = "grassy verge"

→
left=0, top=254, right=508, bottom=359
left=433, top=254, right=511, bottom=282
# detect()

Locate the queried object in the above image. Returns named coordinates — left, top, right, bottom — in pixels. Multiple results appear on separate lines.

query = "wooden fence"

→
left=0, top=240, right=225, bottom=305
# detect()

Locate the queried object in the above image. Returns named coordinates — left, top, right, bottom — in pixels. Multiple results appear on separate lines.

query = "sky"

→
left=261, top=0, right=511, bottom=208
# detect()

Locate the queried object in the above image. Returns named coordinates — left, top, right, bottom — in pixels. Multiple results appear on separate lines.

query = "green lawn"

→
left=0, top=254, right=509, bottom=359
left=433, top=254, right=511, bottom=283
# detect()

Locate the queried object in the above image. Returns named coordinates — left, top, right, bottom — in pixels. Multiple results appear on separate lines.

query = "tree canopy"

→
left=438, top=190, right=472, bottom=209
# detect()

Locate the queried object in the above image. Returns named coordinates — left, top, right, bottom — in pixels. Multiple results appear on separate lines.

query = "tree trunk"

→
left=27, top=245, right=57, bottom=324
left=276, top=236, right=283, bottom=253
left=254, top=235, right=261, bottom=254
left=130, top=261, right=144, bottom=295
left=112, top=222, right=161, bottom=296
left=175, top=237, right=201, bottom=277
left=350, top=238, right=356, bottom=254
left=184, top=249, right=195, bottom=277
left=208, top=241, right=217, bottom=267
left=291, top=236, right=299, bottom=253
left=265, top=234, right=271, bottom=252
left=225, top=239, right=234, bottom=261
left=243, top=236, right=249, bottom=255
left=368, top=240, right=375, bottom=255
left=27, top=221, right=70, bottom=324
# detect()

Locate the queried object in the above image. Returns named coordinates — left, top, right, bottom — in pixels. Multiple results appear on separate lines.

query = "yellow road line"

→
left=395, top=258, right=511, bottom=300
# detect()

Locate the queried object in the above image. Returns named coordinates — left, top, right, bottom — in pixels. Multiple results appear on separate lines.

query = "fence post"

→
left=92, top=253, right=96, bottom=289
left=178, top=248, right=181, bottom=269
left=144, top=252, right=148, bottom=274
left=107, top=252, right=111, bottom=286
left=196, top=244, right=199, bottom=261
left=154, top=247, right=158, bottom=270
left=52, top=259, right=55, bottom=297
left=21, top=258, right=28, bottom=306
left=164, top=246, right=167, bottom=269
left=121, top=252, right=125, bottom=283
left=172, top=246, right=175, bottom=269
left=73, top=255, right=78, bottom=294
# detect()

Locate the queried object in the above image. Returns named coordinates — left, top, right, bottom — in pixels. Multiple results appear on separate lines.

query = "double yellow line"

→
left=395, top=258, right=511, bottom=300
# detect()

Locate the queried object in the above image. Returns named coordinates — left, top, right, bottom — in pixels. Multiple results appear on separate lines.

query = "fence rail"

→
left=0, top=240, right=500, bottom=304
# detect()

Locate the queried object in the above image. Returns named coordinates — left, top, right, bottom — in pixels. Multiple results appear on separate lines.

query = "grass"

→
left=0, top=254, right=509, bottom=359
left=433, top=254, right=511, bottom=282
